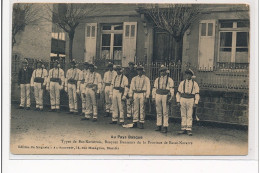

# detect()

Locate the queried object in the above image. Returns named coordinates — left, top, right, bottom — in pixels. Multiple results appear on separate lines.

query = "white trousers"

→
left=68, top=83, right=78, bottom=112
left=104, top=86, right=112, bottom=113
left=133, top=93, right=145, bottom=123
left=80, top=84, right=86, bottom=113
left=20, top=84, right=31, bottom=107
left=180, top=98, right=194, bottom=131
left=34, top=83, right=43, bottom=109
left=112, top=89, right=124, bottom=122
left=127, top=99, right=134, bottom=118
left=50, top=82, right=60, bottom=109
left=85, top=88, right=97, bottom=119
left=155, top=94, right=169, bottom=127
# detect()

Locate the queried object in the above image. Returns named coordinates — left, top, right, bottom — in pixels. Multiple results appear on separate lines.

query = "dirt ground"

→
left=10, top=104, right=248, bottom=155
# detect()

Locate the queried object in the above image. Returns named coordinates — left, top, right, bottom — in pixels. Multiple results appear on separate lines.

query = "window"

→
left=101, top=24, right=123, bottom=64
left=86, top=26, right=91, bottom=37
left=130, top=25, right=135, bottom=37
left=218, top=20, right=249, bottom=65
left=125, top=25, right=130, bottom=37
left=86, top=25, right=96, bottom=38
left=201, top=23, right=206, bottom=36
left=51, top=26, right=66, bottom=56
left=91, top=26, right=96, bottom=37
left=51, top=32, right=65, bottom=41
left=208, top=23, right=213, bottom=36
left=125, top=24, right=136, bottom=38
left=200, top=23, right=214, bottom=37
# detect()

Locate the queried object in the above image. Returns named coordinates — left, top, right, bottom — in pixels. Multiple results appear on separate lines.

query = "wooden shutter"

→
left=198, top=20, right=216, bottom=71
left=122, top=22, right=137, bottom=67
left=85, top=23, right=97, bottom=63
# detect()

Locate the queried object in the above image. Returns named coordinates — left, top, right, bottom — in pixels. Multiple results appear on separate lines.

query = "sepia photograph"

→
left=10, top=2, right=250, bottom=155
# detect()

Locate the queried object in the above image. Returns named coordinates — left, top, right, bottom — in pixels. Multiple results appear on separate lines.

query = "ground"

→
left=10, top=104, right=248, bottom=155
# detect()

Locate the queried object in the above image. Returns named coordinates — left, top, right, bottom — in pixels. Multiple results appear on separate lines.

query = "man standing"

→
left=30, top=60, right=48, bottom=111
left=46, top=60, right=65, bottom=112
left=125, top=62, right=137, bottom=119
left=65, top=60, right=80, bottom=114
left=176, top=69, right=200, bottom=136
left=152, top=65, right=174, bottom=133
left=109, top=65, right=128, bottom=125
left=129, top=65, right=150, bottom=129
left=77, top=62, right=89, bottom=116
left=103, top=62, right=117, bottom=117
left=17, top=59, right=33, bottom=110
left=81, top=63, right=102, bottom=121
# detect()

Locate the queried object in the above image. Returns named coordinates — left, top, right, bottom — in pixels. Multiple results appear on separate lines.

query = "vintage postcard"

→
left=10, top=2, right=251, bottom=156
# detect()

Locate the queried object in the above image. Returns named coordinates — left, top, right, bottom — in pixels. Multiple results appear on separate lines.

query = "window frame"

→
left=100, top=23, right=123, bottom=63
left=217, top=20, right=249, bottom=65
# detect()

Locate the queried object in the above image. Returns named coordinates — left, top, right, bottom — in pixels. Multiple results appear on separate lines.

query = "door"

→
left=198, top=20, right=216, bottom=71
left=85, top=23, right=97, bottom=63
left=122, top=22, right=137, bottom=67
left=153, top=31, right=169, bottom=62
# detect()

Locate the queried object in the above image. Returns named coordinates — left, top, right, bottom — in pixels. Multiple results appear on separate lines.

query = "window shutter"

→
left=85, top=23, right=97, bottom=63
left=122, top=22, right=137, bottom=67
left=198, top=20, right=216, bottom=71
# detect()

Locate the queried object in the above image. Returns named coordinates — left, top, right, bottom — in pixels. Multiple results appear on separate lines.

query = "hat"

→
left=128, top=62, right=135, bottom=66
left=136, top=65, right=144, bottom=71
left=185, top=68, right=194, bottom=76
left=53, top=60, right=59, bottom=64
left=159, top=65, right=168, bottom=72
left=114, top=65, right=122, bottom=71
left=22, top=59, right=28, bottom=64
left=88, top=63, right=94, bottom=67
left=107, top=62, right=113, bottom=68
left=70, top=59, right=76, bottom=65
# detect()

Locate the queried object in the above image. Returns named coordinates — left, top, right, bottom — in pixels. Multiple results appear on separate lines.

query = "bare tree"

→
left=12, top=3, right=41, bottom=48
left=45, top=4, right=100, bottom=61
left=142, top=4, right=201, bottom=63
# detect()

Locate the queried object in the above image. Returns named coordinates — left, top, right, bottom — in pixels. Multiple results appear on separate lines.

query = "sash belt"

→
left=68, top=79, right=77, bottom=84
left=156, top=89, right=169, bottom=95
left=180, top=93, right=195, bottom=98
left=114, top=87, right=124, bottom=93
left=34, top=77, right=44, bottom=83
left=133, top=90, right=146, bottom=93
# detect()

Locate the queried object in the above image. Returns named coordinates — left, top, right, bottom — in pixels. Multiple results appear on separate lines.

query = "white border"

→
left=2, top=0, right=259, bottom=172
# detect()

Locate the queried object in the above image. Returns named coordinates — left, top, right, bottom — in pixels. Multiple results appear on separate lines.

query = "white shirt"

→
left=84, top=72, right=102, bottom=93
left=30, top=68, right=48, bottom=86
left=47, top=68, right=65, bottom=86
left=103, top=70, right=117, bottom=84
left=77, top=69, right=89, bottom=86
left=110, top=74, right=129, bottom=97
left=176, top=79, right=200, bottom=104
left=152, top=75, right=174, bottom=99
left=129, top=75, right=151, bottom=98
left=65, top=68, right=80, bottom=86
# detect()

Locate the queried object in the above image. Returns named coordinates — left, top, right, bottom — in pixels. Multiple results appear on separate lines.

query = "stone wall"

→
left=169, top=90, right=249, bottom=126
